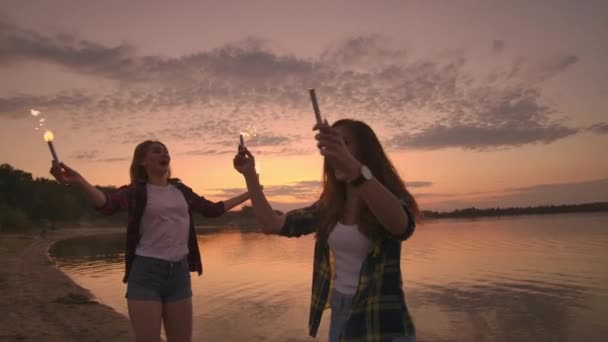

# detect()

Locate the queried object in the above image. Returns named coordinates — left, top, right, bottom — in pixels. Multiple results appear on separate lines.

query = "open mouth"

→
left=159, top=160, right=170, bottom=167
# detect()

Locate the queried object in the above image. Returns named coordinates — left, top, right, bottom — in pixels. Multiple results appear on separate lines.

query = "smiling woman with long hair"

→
left=234, top=119, right=420, bottom=342
left=50, top=140, right=251, bottom=342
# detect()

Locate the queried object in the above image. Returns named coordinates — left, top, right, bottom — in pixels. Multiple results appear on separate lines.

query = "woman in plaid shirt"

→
left=234, top=119, right=420, bottom=342
left=50, top=140, right=251, bottom=342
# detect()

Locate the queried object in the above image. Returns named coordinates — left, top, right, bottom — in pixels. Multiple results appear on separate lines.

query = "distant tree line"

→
left=0, top=163, right=268, bottom=232
left=0, top=163, right=120, bottom=232
left=1, top=163, right=606, bottom=232
left=421, top=202, right=608, bottom=219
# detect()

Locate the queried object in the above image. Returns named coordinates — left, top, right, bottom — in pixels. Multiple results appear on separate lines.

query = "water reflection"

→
left=52, top=214, right=608, bottom=342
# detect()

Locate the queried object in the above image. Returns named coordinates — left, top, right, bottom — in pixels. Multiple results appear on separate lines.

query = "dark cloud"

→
left=389, top=122, right=577, bottom=150
left=183, top=149, right=232, bottom=156
left=211, top=180, right=323, bottom=201
left=425, top=178, right=608, bottom=211
left=0, top=18, right=583, bottom=151
left=254, top=147, right=313, bottom=156
left=97, top=157, right=129, bottom=163
left=213, top=179, right=432, bottom=202
left=587, top=122, right=608, bottom=135
left=72, top=150, right=99, bottom=160
left=492, top=40, right=505, bottom=54
left=406, top=181, right=433, bottom=188
left=240, top=134, right=290, bottom=146
left=531, top=55, right=580, bottom=83
left=70, top=149, right=128, bottom=162
left=181, top=132, right=299, bottom=156
left=0, top=18, right=138, bottom=79
left=320, top=34, right=408, bottom=71
left=388, top=85, right=578, bottom=150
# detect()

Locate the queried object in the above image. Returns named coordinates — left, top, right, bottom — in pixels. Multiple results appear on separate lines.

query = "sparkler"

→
left=308, top=88, right=323, bottom=125
left=43, top=130, right=59, bottom=163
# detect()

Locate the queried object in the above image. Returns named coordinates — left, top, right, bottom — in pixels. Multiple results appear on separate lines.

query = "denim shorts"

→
left=126, top=255, right=192, bottom=302
left=329, top=290, right=415, bottom=342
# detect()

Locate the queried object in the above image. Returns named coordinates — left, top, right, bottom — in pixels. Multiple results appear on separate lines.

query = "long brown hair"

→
left=129, top=140, right=170, bottom=183
left=316, top=119, right=420, bottom=242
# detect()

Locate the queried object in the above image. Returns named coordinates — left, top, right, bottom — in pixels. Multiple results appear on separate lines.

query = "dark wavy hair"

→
left=317, top=119, right=420, bottom=242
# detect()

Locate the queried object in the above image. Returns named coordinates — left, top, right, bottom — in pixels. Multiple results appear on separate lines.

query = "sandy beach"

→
left=0, top=228, right=132, bottom=342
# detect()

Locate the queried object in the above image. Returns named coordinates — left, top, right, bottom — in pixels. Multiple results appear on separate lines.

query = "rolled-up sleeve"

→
left=191, top=195, right=225, bottom=218
left=173, top=181, right=225, bottom=217
left=389, top=198, right=416, bottom=241
left=97, top=185, right=130, bottom=215
left=280, top=201, right=321, bottom=238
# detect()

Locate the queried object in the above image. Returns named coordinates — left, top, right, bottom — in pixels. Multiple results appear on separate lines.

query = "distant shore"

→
left=421, top=202, right=608, bottom=219
left=0, top=228, right=132, bottom=342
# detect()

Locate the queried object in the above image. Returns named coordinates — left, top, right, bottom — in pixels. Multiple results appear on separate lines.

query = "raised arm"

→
left=314, top=121, right=415, bottom=239
left=233, top=148, right=285, bottom=234
left=50, top=162, right=106, bottom=207
left=354, top=180, right=415, bottom=239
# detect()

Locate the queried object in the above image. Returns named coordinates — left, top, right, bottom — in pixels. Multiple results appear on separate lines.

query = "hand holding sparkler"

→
left=234, top=146, right=256, bottom=176
left=49, top=162, right=85, bottom=185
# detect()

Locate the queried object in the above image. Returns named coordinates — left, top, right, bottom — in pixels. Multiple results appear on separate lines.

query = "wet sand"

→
left=0, top=228, right=132, bottom=342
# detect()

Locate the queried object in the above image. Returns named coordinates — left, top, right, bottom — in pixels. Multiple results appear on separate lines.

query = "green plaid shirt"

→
left=280, top=199, right=416, bottom=341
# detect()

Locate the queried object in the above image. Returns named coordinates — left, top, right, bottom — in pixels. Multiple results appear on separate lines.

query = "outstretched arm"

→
left=222, top=192, right=251, bottom=212
left=50, top=162, right=106, bottom=208
left=234, top=148, right=285, bottom=234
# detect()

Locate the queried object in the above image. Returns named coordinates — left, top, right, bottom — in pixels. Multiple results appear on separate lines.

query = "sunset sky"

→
left=1, top=1, right=607, bottom=211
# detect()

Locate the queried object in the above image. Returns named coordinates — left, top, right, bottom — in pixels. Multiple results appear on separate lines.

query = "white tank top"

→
left=135, top=183, right=190, bottom=261
left=328, top=221, right=372, bottom=295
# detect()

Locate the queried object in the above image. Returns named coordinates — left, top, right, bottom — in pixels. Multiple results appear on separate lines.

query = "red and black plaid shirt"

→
left=97, top=179, right=225, bottom=283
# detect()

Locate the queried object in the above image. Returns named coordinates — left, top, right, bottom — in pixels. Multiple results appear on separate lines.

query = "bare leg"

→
left=128, top=300, right=163, bottom=342
left=162, top=297, right=193, bottom=342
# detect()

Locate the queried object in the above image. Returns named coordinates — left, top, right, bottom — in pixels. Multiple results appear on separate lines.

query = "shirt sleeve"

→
left=279, top=201, right=321, bottom=238
left=191, top=194, right=225, bottom=218
left=387, top=198, right=416, bottom=241
left=178, top=182, right=225, bottom=217
left=97, top=185, right=130, bottom=215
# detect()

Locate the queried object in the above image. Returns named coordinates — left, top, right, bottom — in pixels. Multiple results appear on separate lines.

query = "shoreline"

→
left=0, top=228, right=132, bottom=342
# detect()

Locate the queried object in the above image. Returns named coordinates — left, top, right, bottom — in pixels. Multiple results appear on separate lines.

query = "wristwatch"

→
left=350, top=164, right=373, bottom=187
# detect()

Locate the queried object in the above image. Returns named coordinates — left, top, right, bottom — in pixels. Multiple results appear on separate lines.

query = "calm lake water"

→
left=51, top=213, right=608, bottom=342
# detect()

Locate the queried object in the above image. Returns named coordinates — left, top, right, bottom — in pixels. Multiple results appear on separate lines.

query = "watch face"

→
left=361, top=165, right=373, bottom=180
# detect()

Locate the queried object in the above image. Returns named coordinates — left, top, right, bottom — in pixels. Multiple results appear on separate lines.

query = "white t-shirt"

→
left=328, top=221, right=373, bottom=295
left=135, top=183, right=190, bottom=261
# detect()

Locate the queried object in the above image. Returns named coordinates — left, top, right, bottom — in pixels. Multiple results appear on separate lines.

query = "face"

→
left=140, top=142, right=171, bottom=176
left=335, top=125, right=358, bottom=156
left=331, top=125, right=359, bottom=180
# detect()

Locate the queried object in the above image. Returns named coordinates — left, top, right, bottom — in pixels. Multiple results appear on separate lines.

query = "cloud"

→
left=183, top=149, right=233, bottom=156
left=319, top=34, right=408, bottom=71
left=210, top=180, right=323, bottom=201
left=70, top=149, right=129, bottom=162
left=97, top=157, right=129, bottom=163
left=0, top=18, right=138, bottom=79
left=531, top=55, right=580, bottom=83
left=389, top=122, right=577, bottom=150
left=423, top=178, right=608, bottom=211
left=388, top=84, right=579, bottom=150
left=0, top=18, right=583, bottom=151
left=212, top=179, right=432, bottom=203
left=492, top=40, right=505, bottom=54
left=406, top=181, right=433, bottom=188
left=72, top=150, right=99, bottom=160
left=587, top=122, right=608, bottom=135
